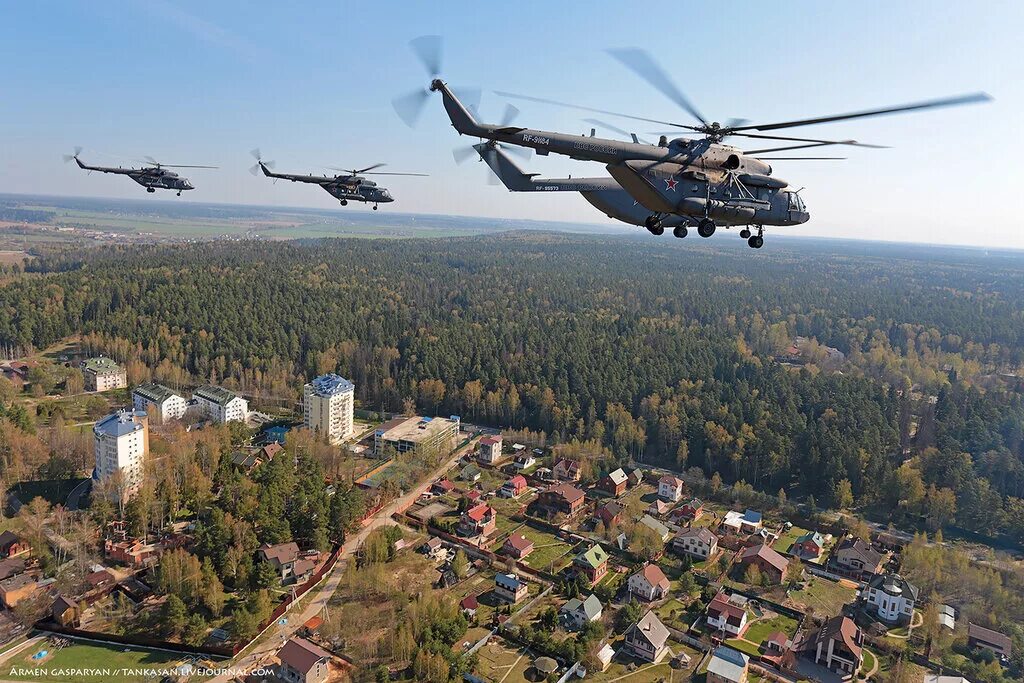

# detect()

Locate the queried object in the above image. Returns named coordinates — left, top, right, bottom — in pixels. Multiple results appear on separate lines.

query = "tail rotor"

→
left=249, top=148, right=275, bottom=176
left=62, top=146, right=83, bottom=163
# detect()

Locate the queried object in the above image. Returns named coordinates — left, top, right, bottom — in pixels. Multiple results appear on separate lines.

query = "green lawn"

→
left=514, top=526, right=574, bottom=572
left=861, top=649, right=877, bottom=677
left=773, top=525, right=811, bottom=554
left=725, top=637, right=763, bottom=657
left=7, top=639, right=186, bottom=683
left=743, top=614, right=799, bottom=645
left=786, top=576, right=856, bottom=617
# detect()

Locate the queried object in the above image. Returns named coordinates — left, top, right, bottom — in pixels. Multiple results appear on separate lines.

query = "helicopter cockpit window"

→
left=788, top=192, right=805, bottom=211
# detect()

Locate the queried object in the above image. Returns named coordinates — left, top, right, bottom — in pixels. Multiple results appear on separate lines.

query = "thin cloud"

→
left=141, top=0, right=264, bottom=64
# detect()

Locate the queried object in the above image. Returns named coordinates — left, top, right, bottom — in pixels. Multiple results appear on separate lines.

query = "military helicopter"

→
left=249, top=149, right=426, bottom=210
left=394, top=37, right=989, bottom=248
left=63, top=148, right=215, bottom=196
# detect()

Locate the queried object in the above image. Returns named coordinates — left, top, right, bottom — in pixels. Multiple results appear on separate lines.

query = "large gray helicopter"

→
left=394, top=37, right=989, bottom=248
left=249, top=150, right=425, bottom=210
left=63, top=148, right=214, bottom=196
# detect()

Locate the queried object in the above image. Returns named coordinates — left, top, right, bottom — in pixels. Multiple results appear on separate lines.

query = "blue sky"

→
left=1, top=1, right=1021, bottom=248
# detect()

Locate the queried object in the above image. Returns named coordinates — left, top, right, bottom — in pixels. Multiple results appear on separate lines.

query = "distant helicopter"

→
left=63, top=148, right=215, bottom=196
left=250, top=150, right=426, bottom=210
left=394, top=37, right=989, bottom=248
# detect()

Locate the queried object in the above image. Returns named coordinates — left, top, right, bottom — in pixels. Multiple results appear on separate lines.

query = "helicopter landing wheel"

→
left=373, top=204, right=378, bottom=210
left=146, top=187, right=156, bottom=193
left=740, top=228, right=751, bottom=239
left=644, top=214, right=663, bottom=235
left=673, top=225, right=688, bottom=239
left=747, top=235, right=764, bottom=249
left=176, top=191, right=181, bottom=197
left=697, top=218, right=716, bottom=238
left=340, top=200, right=348, bottom=206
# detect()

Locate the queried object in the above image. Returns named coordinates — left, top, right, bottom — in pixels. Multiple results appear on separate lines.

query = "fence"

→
left=36, top=623, right=236, bottom=658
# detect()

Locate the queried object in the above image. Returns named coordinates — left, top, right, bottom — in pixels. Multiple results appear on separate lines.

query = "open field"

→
left=785, top=576, right=857, bottom=617
left=514, top=525, right=575, bottom=572
left=774, top=525, right=811, bottom=554
left=7, top=638, right=187, bottom=683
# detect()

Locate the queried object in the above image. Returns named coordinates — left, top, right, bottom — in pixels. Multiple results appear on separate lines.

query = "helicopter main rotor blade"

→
left=606, top=48, right=708, bottom=126
left=755, top=157, right=847, bottom=160
left=363, top=172, right=429, bottom=176
left=728, top=92, right=991, bottom=133
left=158, top=164, right=218, bottom=169
left=584, top=118, right=649, bottom=144
left=726, top=132, right=888, bottom=148
left=494, top=90, right=697, bottom=131
left=744, top=141, right=866, bottom=154
left=356, top=163, right=386, bottom=174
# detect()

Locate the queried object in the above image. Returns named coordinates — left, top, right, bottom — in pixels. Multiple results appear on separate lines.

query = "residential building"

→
left=502, top=533, right=534, bottom=560
left=648, top=499, right=671, bottom=516
left=831, top=537, right=884, bottom=578
left=81, top=357, right=126, bottom=392
left=0, top=558, right=27, bottom=581
left=276, top=636, right=333, bottom=683
left=637, top=514, right=672, bottom=542
left=51, top=595, right=81, bottom=627
left=512, top=451, right=536, bottom=471
left=595, top=644, right=615, bottom=672
left=477, top=435, right=504, bottom=464
left=194, top=385, right=249, bottom=423
left=809, top=615, right=864, bottom=676
left=93, top=409, right=149, bottom=501
left=627, top=564, right=670, bottom=601
left=537, top=483, right=586, bottom=517
left=0, top=531, right=30, bottom=559
left=560, top=594, right=602, bottom=631
left=460, top=464, right=482, bottom=482
left=765, top=632, right=790, bottom=655
left=627, top=468, right=644, bottom=487
left=259, top=542, right=316, bottom=585
left=791, top=531, right=826, bottom=559
left=738, top=543, right=789, bottom=584
left=431, top=479, right=455, bottom=495
left=420, top=537, right=445, bottom=560
left=594, top=501, right=624, bottom=528
left=494, top=573, right=528, bottom=604
left=0, top=573, right=41, bottom=608
left=623, top=611, right=670, bottom=663
left=864, top=573, right=918, bottom=625
left=599, top=468, right=628, bottom=497
left=707, top=592, right=748, bottom=636
left=657, top=475, right=685, bottom=502
left=457, top=503, right=496, bottom=539
left=303, top=374, right=355, bottom=445
left=675, top=497, right=705, bottom=522
left=673, top=527, right=718, bottom=560
left=460, top=595, right=478, bottom=618
left=499, top=474, right=527, bottom=498
left=131, top=382, right=187, bottom=423
left=374, top=415, right=459, bottom=457
left=552, top=458, right=581, bottom=481
left=574, top=544, right=609, bottom=585
left=707, top=646, right=750, bottom=683
left=723, top=509, right=763, bottom=535
left=104, top=537, right=159, bottom=567
left=967, top=623, right=1012, bottom=659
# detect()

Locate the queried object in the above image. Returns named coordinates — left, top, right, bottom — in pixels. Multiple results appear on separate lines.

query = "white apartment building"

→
left=303, top=374, right=355, bottom=445
left=81, top=357, right=127, bottom=392
left=132, top=382, right=187, bottom=423
left=93, top=409, right=149, bottom=501
left=194, top=385, right=249, bottom=423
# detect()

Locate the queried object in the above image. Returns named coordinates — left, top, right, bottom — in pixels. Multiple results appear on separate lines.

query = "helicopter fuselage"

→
left=429, top=80, right=807, bottom=228
left=256, top=163, right=393, bottom=205
left=73, top=159, right=194, bottom=192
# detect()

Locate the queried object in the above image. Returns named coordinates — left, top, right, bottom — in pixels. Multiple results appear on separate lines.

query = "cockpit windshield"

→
left=788, top=192, right=805, bottom=211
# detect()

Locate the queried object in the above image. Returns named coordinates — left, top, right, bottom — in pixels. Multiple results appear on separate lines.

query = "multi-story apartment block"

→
left=303, top=374, right=355, bottom=445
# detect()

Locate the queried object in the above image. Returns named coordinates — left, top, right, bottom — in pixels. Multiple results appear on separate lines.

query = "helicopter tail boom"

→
left=431, top=80, right=491, bottom=138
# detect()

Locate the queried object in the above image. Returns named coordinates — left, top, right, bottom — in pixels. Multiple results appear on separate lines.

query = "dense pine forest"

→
left=1, top=233, right=1023, bottom=540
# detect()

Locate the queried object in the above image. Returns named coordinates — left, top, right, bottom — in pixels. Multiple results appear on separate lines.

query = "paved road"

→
left=212, top=440, right=476, bottom=682
left=65, top=478, right=91, bottom=512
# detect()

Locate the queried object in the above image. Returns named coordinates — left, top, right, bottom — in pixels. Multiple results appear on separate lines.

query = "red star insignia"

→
left=664, top=178, right=678, bottom=191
